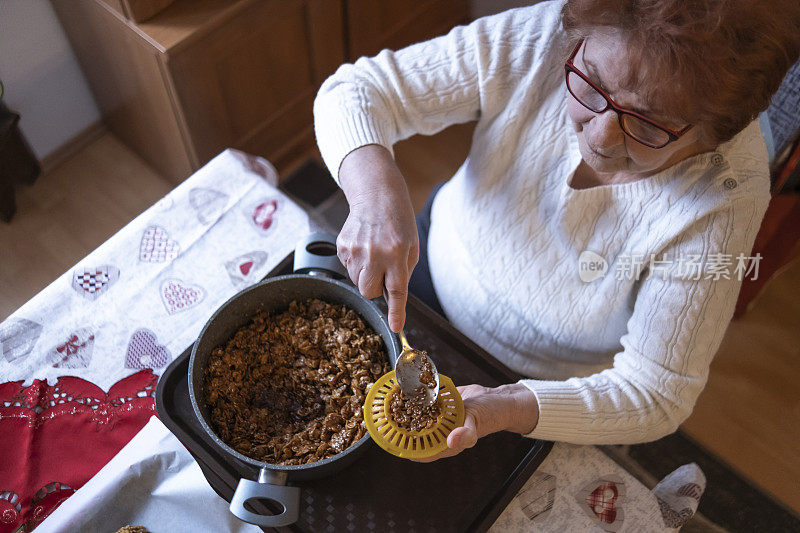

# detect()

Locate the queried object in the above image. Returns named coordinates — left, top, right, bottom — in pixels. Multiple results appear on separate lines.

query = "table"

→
left=0, top=149, right=705, bottom=532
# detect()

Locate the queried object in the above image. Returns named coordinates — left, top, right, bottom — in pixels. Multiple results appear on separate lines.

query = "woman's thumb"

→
left=448, top=414, right=478, bottom=450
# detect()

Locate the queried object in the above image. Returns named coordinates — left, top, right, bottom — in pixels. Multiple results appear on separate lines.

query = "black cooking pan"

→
left=188, top=232, right=400, bottom=527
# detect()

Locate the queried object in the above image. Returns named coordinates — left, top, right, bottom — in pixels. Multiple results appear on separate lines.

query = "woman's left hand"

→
left=413, top=383, right=540, bottom=463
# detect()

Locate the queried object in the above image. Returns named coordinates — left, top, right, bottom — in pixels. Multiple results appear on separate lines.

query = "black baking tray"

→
left=156, top=253, right=552, bottom=532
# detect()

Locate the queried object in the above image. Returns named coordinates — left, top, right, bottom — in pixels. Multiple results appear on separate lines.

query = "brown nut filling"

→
left=203, top=298, right=390, bottom=465
left=418, top=355, right=436, bottom=389
left=388, top=386, right=442, bottom=431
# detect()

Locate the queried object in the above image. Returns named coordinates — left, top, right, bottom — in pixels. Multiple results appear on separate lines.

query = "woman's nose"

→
left=587, top=110, right=625, bottom=150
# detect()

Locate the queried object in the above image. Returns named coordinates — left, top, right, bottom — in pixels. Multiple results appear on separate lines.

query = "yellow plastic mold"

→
left=363, top=370, right=465, bottom=459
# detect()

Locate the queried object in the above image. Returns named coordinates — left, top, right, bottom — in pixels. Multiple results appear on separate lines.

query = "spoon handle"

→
left=398, top=329, right=412, bottom=352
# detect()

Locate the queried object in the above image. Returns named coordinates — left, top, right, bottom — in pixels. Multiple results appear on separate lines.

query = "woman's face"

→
left=566, top=29, right=708, bottom=177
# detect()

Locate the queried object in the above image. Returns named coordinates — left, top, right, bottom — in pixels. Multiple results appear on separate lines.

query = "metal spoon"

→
left=394, top=329, right=440, bottom=407
left=382, top=288, right=440, bottom=406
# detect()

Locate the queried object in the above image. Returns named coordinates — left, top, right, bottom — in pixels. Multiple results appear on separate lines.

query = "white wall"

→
left=469, top=0, right=539, bottom=18
left=0, top=0, right=100, bottom=159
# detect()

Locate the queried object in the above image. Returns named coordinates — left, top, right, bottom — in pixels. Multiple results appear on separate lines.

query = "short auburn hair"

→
left=561, top=0, right=800, bottom=146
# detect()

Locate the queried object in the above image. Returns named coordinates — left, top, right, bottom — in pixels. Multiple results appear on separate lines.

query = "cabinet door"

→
left=346, top=0, right=468, bottom=59
left=52, top=0, right=195, bottom=181
left=166, top=0, right=344, bottom=167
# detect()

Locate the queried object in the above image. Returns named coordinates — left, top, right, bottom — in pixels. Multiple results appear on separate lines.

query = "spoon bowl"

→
left=394, top=330, right=440, bottom=407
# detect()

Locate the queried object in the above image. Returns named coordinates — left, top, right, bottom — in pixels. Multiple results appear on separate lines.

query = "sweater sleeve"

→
left=519, top=192, right=769, bottom=444
left=313, top=2, right=566, bottom=182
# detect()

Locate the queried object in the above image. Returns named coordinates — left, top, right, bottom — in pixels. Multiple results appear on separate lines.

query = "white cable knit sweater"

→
left=313, top=1, right=771, bottom=444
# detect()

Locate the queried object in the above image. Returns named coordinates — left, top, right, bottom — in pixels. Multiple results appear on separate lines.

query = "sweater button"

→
left=711, top=154, right=724, bottom=166
left=723, top=177, right=738, bottom=190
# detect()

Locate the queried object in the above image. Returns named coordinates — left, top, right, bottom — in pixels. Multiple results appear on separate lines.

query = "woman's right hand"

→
left=337, top=144, right=419, bottom=333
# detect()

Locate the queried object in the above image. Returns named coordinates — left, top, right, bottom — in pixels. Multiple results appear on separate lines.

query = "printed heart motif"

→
left=160, top=278, right=205, bottom=314
left=676, top=482, right=703, bottom=501
left=139, top=225, right=180, bottom=263
left=71, top=265, right=119, bottom=300
left=231, top=150, right=279, bottom=184
left=657, top=497, right=694, bottom=528
left=652, top=462, right=705, bottom=529
left=517, top=471, right=556, bottom=523
left=589, top=482, right=619, bottom=522
left=124, top=328, right=171, bottom=369
left=48, top=328, right=95, bottom=369
left=189, top=188, right=229, bottom=225
left=575, top=476, right=625, bottom=531
left=225, top=251, right=268, bottom=285
left=0, top=318, right=42, bottom=363
left=248, top=198, right=279, bottom=233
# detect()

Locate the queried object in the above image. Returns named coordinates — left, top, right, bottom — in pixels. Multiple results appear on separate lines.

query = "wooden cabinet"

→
left=53, top=0, right=466, bottom=183
left=96, top=0, right=177, bottom=22
left=166, top=0, right=336, bottom=168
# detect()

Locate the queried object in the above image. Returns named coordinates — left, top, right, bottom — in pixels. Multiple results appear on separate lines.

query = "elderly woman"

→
left=313, top=0, right=800, bottom=455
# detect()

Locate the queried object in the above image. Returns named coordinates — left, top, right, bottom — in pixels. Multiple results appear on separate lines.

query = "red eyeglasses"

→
left=565, top=39, right=692, bottom=149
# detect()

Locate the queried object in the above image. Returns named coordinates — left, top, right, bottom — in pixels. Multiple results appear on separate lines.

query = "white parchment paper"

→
left=37, top=416, right=260, bottom=533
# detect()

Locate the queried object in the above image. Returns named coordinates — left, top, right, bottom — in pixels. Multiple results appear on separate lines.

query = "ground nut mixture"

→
left=389, top=389, right=442, bottom=431
left=388, top=351, right=442, bottom=431
left=204, top=299, right=390, bottom=465
left=418, top=356, right=436, bottom=389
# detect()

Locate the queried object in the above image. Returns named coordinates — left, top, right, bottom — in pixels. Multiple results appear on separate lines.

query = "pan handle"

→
left=229, top=468, right=300, bottom=527
left=293, top=232, right=348, bottom=279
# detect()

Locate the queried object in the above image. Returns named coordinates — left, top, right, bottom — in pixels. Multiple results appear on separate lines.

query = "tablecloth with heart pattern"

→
left=0, top=149, right=311, bottom=531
